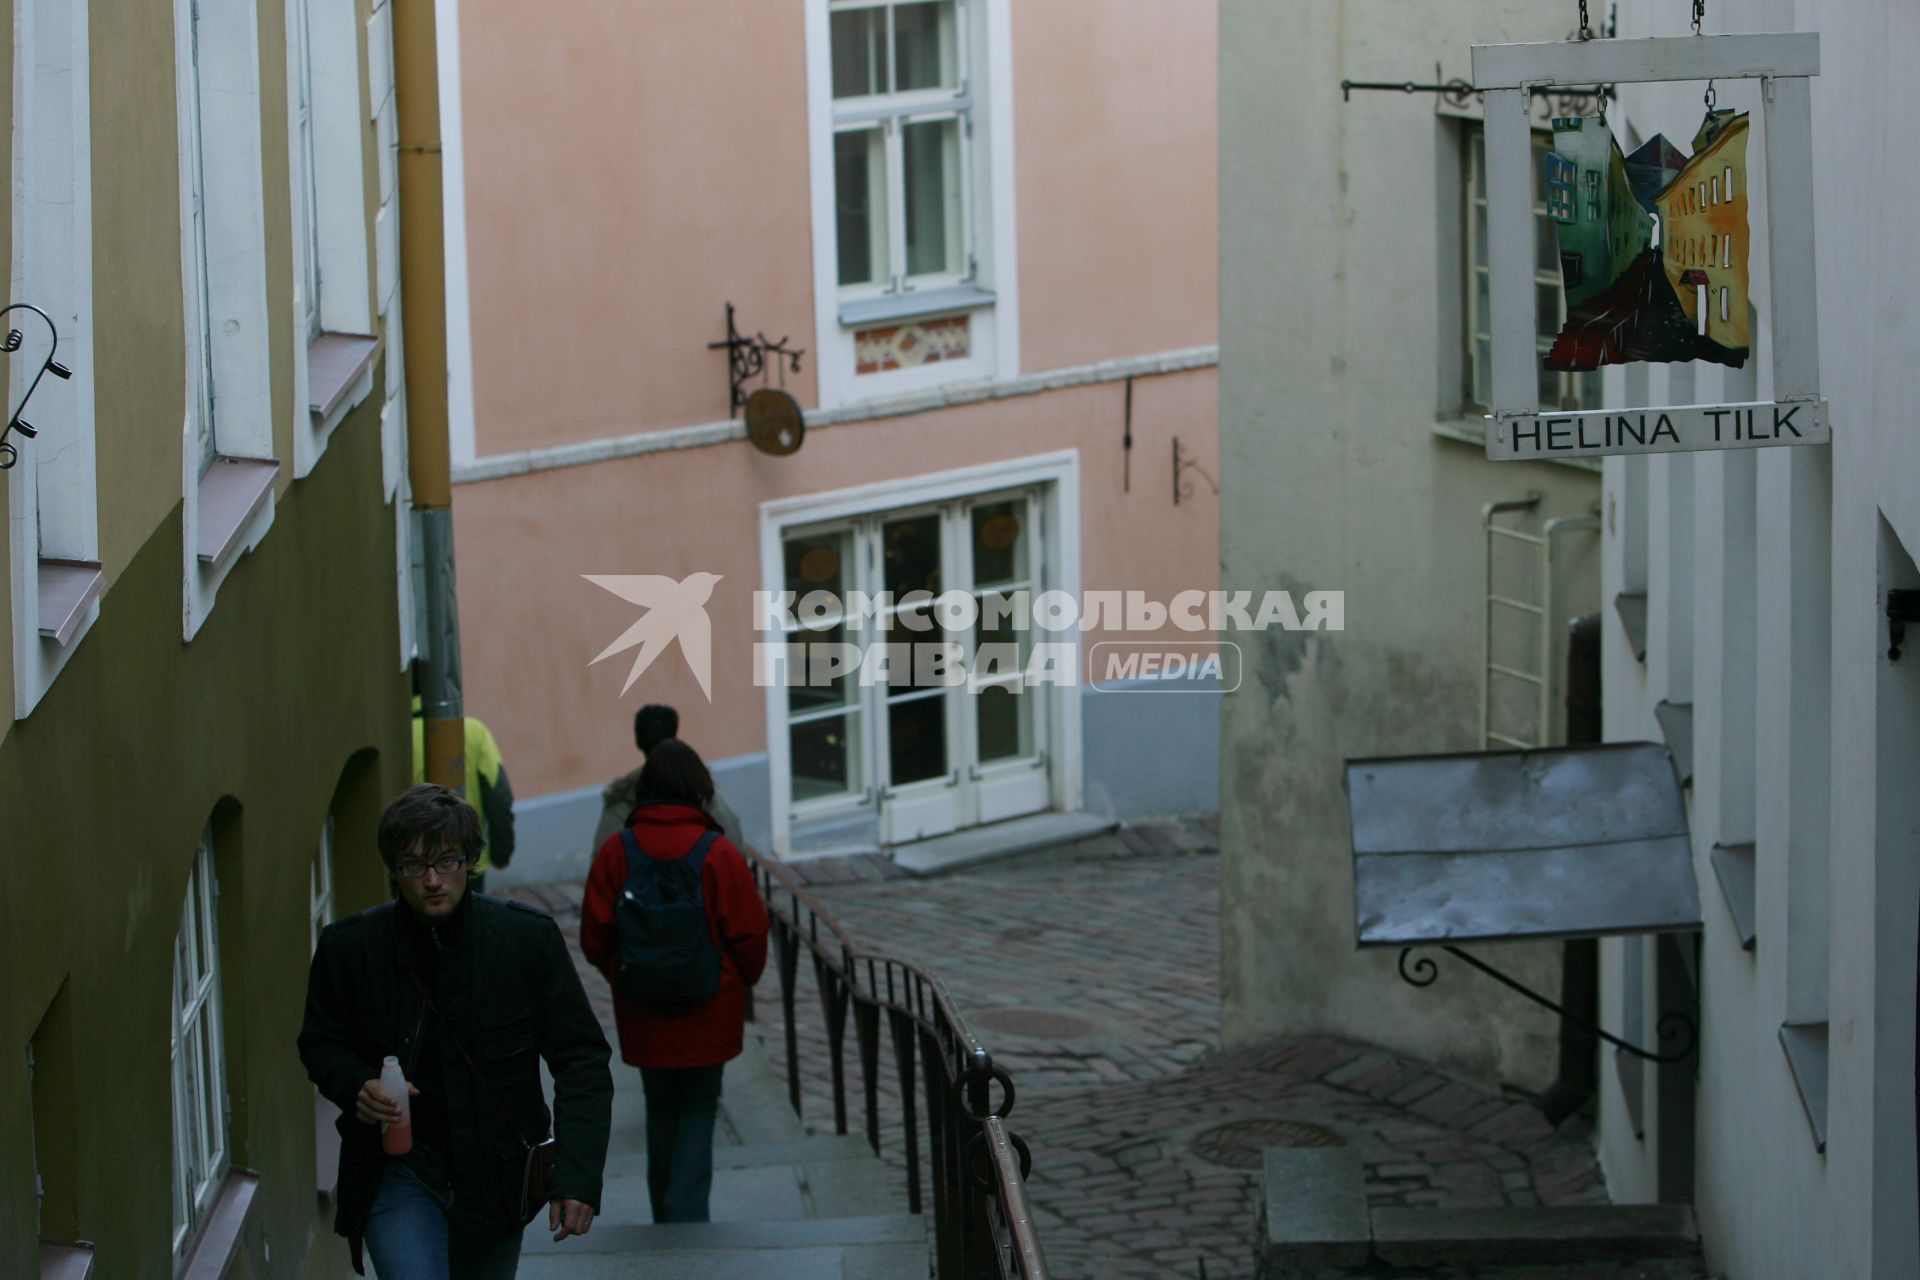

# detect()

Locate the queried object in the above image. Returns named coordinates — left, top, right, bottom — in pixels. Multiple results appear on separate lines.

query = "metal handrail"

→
left=741, top=844, right=1050, bottom=1280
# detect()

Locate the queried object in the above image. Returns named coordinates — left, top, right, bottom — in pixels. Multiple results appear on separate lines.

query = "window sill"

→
left=1614, top=591, right=1649, bottom=664
left=178, top=1169, right=260, bottom=1280
left=1708, top=842, right=1756, bottom=950
left=37, top=559, right=104, bottom=647
left=838, top=284, right=996, bottom=328
left=39, top=1240, right=95, bottom=1280
left=1778, top=1022, right=1829, bottom=1153
left=1653, top=700, right=1694, bottom=788
left=196, top=456, right=280, bottom=572
left=1432, top=416, right=1603, bottom=473
left=307, top=331, right=379, bottom=425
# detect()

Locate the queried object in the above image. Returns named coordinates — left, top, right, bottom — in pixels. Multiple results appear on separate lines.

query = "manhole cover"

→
left=969, top=1007, right=1109, bottom=1041
left=1190, top=1118, right=1345, bottom=1169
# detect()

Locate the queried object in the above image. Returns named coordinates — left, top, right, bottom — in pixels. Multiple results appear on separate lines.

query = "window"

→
left=290, top=0, right=322, bottom=342
left=830, top=0, right=972, bottom=299
left=178, top=0, right=281, bottom=638
left=287, top=0, right=378, bottom=479
left=310, top=813, right=336, bottom=954
left=11, top=0, right=104, bottom=716
left=170, top=834, right=229, bottom=1264
left=1464, top=124, right=1599, bottom=414
left=809, top=0, right=1012, bottom=406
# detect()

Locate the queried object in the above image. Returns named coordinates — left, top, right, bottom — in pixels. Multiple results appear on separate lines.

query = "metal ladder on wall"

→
left=1480, top=495, right=1601, bottom=749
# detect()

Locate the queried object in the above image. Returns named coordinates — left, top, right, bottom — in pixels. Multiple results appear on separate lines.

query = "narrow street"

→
left=509, top=817, right=1692, bottom=1280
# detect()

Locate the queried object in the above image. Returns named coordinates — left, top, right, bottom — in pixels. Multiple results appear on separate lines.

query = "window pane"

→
left=834, top=128, right=889, bottom=287
left=1473, top=269, right=1490, bottom=335
left=977, top=683, right=1033, bottom=763
left=970, top=500, right=1025, bottom=588
left=792, top=712, right=861, bottom=801
left=1535, top=283, right=1562, bottom=336
left=1535, top=215, right=1560, bottom=274
left=830, top=6, right=887, bottom=98
left=1576, top=368, right=1602, bottom=409
left=1538, top=360, right=1563, bottom=410
left=784, top=528, right=854, bottom=600
left=882, top=512, right=942, bottom=598
left=1472, top=336, right=1492, bottom=406
left=903, top=117, right=962, bottom=278
left=789, top=626, right=860, bottom=714
left=894, top=0, right=957, bottom=92
left=888, top=693, right=947, bottom=785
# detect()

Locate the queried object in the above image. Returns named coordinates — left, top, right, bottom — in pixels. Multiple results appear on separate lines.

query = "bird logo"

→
left=584, top=572, right=723, bottom=700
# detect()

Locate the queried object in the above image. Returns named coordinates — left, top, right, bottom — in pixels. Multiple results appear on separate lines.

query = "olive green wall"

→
left=0, top=395, right=408, bottom=1277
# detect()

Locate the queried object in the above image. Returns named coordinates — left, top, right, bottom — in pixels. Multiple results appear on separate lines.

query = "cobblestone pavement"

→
left=510, top=820, right=1698, bottom=1280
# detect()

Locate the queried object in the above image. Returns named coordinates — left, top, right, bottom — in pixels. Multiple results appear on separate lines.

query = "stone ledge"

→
left=1372, top=1204, right=1699, bottom=1266
left=1258, top=1148, right=1371, bottom=1278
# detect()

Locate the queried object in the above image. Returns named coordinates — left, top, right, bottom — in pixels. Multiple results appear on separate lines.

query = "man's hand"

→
left=354, top=1078, right=419, bottom=1127
left=549, top=1198, right=595, bottom=1242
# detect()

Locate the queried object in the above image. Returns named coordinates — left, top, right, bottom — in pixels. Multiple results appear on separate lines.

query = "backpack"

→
left=614, top=827, right=722, bottom=1012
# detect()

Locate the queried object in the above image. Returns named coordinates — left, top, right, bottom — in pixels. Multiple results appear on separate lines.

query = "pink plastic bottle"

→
left=379, top=1055, right=412, bottom=1156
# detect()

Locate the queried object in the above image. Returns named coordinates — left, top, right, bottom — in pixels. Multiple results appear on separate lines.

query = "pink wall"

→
left=458, top=0, right=818, bottom=454
left=453, top=370, right=1219, bottom=798
left=1014, top=0, right=1219, bottom=371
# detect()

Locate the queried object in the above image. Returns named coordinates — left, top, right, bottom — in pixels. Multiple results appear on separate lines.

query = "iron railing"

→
left=742, top=846, right=1049, bottom=1280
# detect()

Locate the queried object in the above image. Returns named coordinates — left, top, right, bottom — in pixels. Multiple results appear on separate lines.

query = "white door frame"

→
left=759, top=449, right=1083, bottom=857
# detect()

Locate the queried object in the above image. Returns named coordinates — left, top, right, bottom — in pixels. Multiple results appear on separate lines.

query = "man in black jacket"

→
left=301, top=784, right=613, bottom=1277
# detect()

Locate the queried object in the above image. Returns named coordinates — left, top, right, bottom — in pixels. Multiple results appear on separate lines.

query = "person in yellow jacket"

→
left=410, top=667, right=516, bottom=891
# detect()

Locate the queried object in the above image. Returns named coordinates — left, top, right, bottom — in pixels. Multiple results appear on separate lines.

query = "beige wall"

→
left=458, top=0, right=818, bottom=455
left=1013, top=0, right=1219, bottom=371
left=452, top=368, right=1218, bottom=798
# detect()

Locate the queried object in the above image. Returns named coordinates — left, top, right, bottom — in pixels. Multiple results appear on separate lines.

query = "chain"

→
left=1704, top=79, right=1717, bottom=109
left=1692, top=0, right=1705, bottom=35
left=1579, top=0, right=1593, bottom=39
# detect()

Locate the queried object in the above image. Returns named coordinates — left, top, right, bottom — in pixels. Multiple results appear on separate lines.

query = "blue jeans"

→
left=362, top=1161, right=523, bottom=1280
left=640, top=1064, right=724, bottom=1223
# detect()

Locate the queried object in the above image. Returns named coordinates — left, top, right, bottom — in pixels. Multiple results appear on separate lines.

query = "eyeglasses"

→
left=392, top=853, right=470, bottom=879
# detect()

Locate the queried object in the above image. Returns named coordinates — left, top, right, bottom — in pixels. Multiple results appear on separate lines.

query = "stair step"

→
left=520, top=1213, right=925, bottom=1257
left=602, top=1132, right=876, bottom=1177
left=515, top=1238, right=928, bottom=1280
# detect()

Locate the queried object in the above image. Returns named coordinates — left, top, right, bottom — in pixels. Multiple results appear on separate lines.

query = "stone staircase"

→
left=516, top=1029, right=928, bottom=1280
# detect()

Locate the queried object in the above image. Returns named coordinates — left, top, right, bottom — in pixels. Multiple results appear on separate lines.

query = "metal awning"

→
left=1346, top=743, right=1700, bottom=949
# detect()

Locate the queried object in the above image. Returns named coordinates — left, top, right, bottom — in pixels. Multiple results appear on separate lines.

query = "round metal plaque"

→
left=1189, top=1118, right=1344, bottom=1169
left=745, top=387, right=805, bottom=455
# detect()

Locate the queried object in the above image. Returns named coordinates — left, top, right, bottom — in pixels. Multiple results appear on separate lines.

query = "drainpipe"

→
left=392, top=0, right=465, bottom=792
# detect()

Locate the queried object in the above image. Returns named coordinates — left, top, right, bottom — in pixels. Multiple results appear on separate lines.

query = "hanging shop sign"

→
left=1472, top=33, right=1827, bottom=462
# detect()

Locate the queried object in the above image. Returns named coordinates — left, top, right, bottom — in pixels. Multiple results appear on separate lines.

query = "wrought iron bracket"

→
left=707, top=301, right=803, bottom=420
left=1172, top=437, right=1218, bottom=506
left=1398, top=944, right=1697, bottom=1064
left=0, top=303, right=72, bottom=470
left=1887, top=589, right=1920, bottom=661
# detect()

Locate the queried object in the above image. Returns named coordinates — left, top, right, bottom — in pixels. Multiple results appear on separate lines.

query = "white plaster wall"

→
left=1598, top=1, right=1920, bottom=1274
left=1220, top=0, right=1602, bottom=1087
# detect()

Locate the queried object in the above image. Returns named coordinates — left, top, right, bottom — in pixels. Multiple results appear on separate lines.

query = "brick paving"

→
left=509, top=819, right=1701, bottom=1280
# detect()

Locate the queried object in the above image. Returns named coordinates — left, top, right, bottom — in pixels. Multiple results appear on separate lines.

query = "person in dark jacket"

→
left=300, top=784, right=613, bottom=1277
left=590, top=703, right=744, bottom=856
left=580, top=739, right=770, bottom=1223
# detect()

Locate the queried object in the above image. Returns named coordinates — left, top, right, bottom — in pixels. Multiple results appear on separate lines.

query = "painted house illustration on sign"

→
left=1654, top=109, right=1751, bottom=358
left=1544, top=111, right=1752, bottom=372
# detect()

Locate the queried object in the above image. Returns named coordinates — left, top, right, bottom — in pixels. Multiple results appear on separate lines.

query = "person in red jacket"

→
left=579, top=739, right=770, bottom=1223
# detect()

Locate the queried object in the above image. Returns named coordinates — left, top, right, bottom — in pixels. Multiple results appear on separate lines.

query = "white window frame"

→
left=286, top=0, right=378, bottom=481
left=758, top=450, right=1082, bottom=856
left=1473, top=34, right=1828, bottom=461
left=171, top=834, right=229, bottom=1267
left=805, top=0, right=1020, bottom=409
left=9, top=0, right=104, bottom=717
left=176, top=0, right=281, bottom=638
